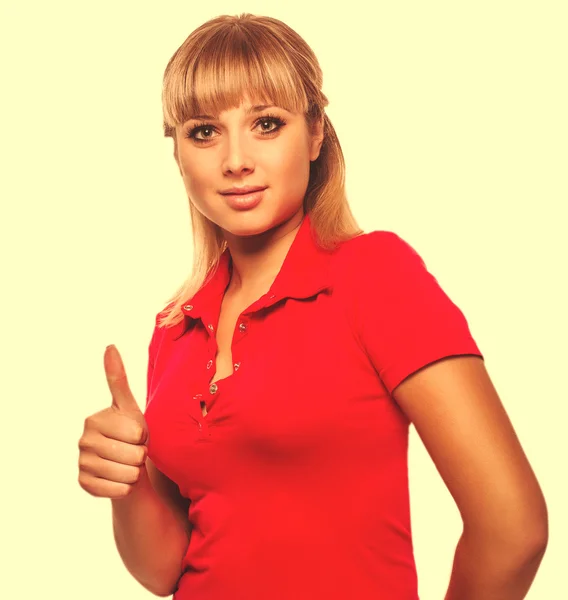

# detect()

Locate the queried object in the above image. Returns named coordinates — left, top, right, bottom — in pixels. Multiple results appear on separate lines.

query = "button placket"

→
left=233, top=318, right=248, bottom=374
left=192, top=393, right=209, bottom=432
left=193, top=311, right=251, bottom=429
left=192, top=393, right=203, bottom=416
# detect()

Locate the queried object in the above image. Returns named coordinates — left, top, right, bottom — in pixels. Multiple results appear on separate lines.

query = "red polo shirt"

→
left=144, top=214, right=483, bottom=599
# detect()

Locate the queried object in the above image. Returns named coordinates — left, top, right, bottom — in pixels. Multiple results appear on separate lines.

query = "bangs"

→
left=162, top=25, right=310, bottom=136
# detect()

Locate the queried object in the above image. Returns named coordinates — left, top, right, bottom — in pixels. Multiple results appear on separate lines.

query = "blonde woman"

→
left=78, top=13, right=548, bottom=600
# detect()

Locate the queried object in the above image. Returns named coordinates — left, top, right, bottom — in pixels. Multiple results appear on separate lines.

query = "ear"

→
left=309, top=117, right=325, bottom=162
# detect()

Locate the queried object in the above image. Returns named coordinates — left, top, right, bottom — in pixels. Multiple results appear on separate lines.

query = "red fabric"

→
left=144, top=214, right=483, bottom=599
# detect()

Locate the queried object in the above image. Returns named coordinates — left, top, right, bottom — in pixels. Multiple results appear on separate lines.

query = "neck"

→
left=224, top=210, right=304, bottom=295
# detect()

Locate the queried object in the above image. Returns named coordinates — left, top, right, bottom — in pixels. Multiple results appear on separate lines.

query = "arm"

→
left=112, top=458, right=192, bottom=597
left=392, top=355, right=548, bottom=600
left=443, top=527, right=546, bottom=600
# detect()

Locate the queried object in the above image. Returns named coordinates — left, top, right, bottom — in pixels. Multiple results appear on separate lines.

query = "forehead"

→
left=188, top=71, right=304, bottom=117
left=187, top=100, right=291, bottom=122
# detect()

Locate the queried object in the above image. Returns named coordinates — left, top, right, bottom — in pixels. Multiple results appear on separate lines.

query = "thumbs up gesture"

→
left=78, top=345, right=149, bottom=499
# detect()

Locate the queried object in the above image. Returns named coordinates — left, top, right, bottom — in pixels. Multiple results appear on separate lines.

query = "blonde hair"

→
left=158, top=13, right=363, bottom=329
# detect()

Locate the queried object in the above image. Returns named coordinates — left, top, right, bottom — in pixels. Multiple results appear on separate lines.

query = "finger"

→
left=104, top=345, right=142, bottom=414
left=94, top=434, right=148, bottom=466
left=90, top=411, right=147, bottom=446
left=79, top=471, right=136, bottom=499
left=79, top=452, right=143, bottom=485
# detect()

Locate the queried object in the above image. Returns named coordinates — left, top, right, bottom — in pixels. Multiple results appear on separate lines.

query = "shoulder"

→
left=331, top=229, right=426, bottom=286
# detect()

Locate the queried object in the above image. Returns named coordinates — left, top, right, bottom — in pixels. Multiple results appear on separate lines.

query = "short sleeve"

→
left=353, top=231, right=483, bottom=396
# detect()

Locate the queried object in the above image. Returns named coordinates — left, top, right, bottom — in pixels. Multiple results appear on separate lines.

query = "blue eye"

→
left=185, top=114, right=287, bottom=144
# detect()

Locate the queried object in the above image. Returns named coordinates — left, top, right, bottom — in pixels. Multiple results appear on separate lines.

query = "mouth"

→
left=220, top=186, right=267, bottom=196
left=221, top=188, right=266, bottom=210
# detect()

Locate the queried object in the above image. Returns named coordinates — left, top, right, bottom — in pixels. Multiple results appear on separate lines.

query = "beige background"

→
left=1, top=1, right=566, bottom=598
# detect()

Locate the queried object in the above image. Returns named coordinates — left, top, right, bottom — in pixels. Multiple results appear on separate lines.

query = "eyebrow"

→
left=187, top=104, right=279, bottom=121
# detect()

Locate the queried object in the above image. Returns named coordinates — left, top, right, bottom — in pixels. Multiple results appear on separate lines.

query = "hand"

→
left=78, top=345, right=149, bottom=499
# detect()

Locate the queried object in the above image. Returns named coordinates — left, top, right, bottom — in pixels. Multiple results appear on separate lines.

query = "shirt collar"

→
left=180, top=213, right=335, bottom=323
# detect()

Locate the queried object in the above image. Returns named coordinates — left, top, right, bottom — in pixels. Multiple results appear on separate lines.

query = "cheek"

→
left=179, top=157, right=210, bottom=191
left=285, top=148, right=311, bottom=187
left=275, top=144, right=310, bottom=180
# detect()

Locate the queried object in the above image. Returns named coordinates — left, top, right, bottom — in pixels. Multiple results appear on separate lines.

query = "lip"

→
left=220, top=185, right=267, bottom=195
left=222, top=188, right=265, bottom=210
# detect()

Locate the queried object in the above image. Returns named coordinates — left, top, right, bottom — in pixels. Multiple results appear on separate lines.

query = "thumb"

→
left=104, top=345, right=142, bottom=414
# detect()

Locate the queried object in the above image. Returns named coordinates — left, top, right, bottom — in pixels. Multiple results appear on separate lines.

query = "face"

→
left=173, top=95, right=324, bottom=238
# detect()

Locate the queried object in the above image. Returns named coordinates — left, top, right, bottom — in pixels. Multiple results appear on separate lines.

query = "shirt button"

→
left=239, top=322, right=247, bottom=332
left=234, top=362, right=241, bottom=371
left=206, top=360, right=213, bottom=369
left=209, top=383, right=218, bottom=394
left=207, top=324, right=214, bottom=332
left=183, top=304, right=193, bottom=311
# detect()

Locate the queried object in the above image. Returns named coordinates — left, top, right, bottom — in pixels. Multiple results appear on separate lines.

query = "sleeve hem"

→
left=383, top=346, right=484, bottom=397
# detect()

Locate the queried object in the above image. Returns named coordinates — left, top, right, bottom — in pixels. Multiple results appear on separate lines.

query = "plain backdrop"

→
left=1, top=1, right=566, bottom=598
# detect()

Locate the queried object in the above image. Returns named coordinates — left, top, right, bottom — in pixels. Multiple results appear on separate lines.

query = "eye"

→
left=185, top=114, right=287, bottom=144
left=185, top=121, right=214, bottom=142
left=256, top=114, right=287, bottom=134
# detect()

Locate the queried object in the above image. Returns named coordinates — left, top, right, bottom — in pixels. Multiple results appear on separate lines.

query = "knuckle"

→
left=133, top=423, right=145, bottom=443
left=77, top=454, right=88, bottom=470
left=78, top=474, right=97, bottom=496
left=131, top=466, right=141, bottom=483
left=78, top=436, right=91, bottom=451
left=83, top=413, right=98, bottom=429
left=120, top=484, right=134, bottom=498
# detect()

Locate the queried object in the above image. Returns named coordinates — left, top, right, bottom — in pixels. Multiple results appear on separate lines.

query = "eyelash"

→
left=185, top=113, right=287, bottom=144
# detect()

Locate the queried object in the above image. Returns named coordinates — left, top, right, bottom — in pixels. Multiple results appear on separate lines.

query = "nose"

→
left=222, top=131, right=254, bottom=175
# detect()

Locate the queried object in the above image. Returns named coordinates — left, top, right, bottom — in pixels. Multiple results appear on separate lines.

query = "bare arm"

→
left=392, top=355, right=548, bottom=599
left=111, top=458, right=192, bottom=597
left=443, top=526, right=546, bottom=600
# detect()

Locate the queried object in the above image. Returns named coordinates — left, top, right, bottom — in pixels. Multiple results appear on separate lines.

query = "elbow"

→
left=510, top=529, right=548, bottom=579
left=464, top=505, right=549, bottom=566
left=523, top=521, right=549, bottom=562
left=519, top=499, right=549, bottom=561
left=475, top=481, right=548, bottom=548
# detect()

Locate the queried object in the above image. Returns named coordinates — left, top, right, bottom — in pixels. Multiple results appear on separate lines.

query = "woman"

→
left=78, top=13, right=548, bottom=599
